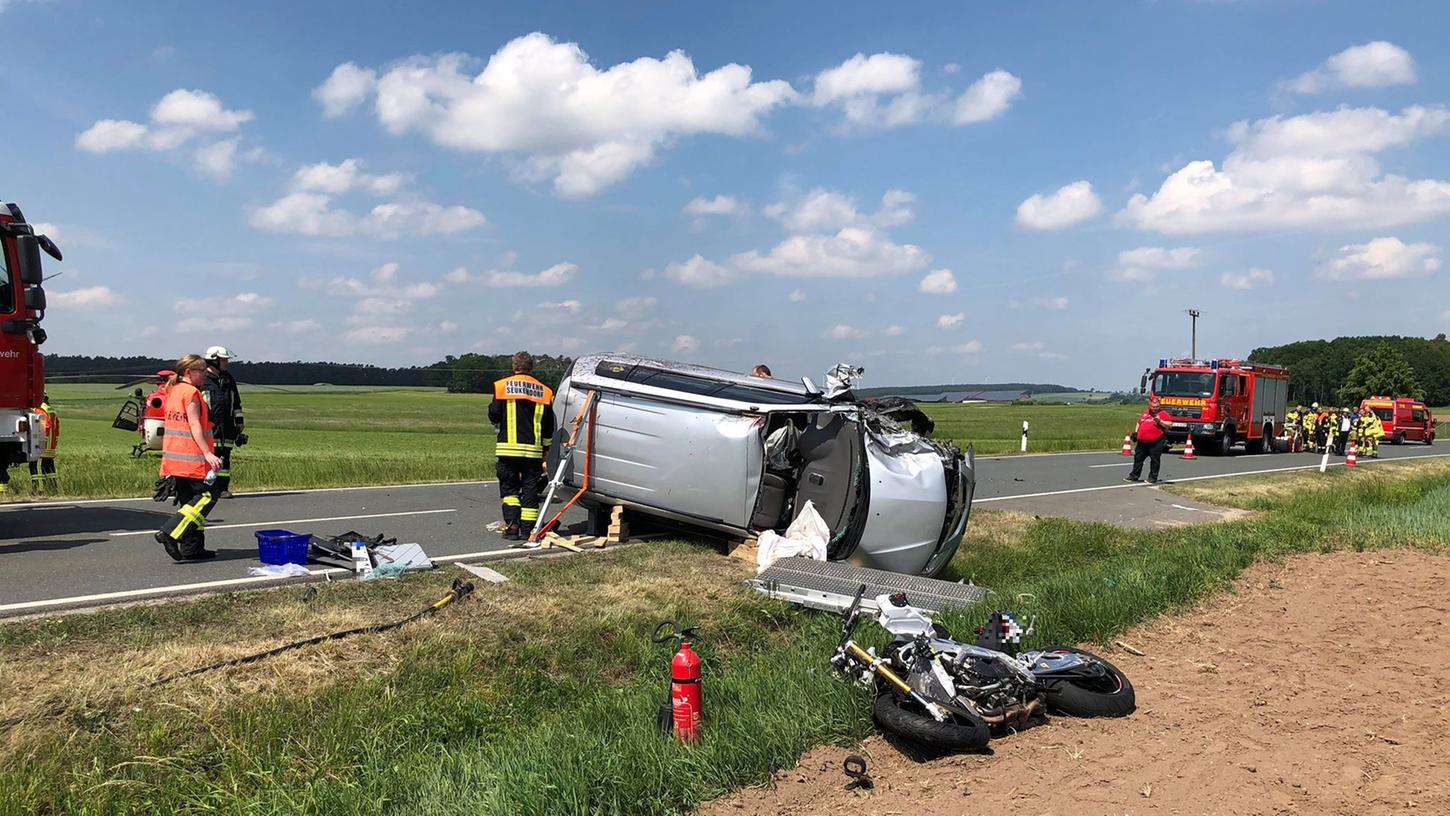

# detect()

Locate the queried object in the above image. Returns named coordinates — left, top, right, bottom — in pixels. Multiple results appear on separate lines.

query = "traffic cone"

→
left=1121, top=433, right=1133, bottom=456
left=1182, top=435, right=1196, bottom=460
left=1346, top=441, right=1357, bottom=467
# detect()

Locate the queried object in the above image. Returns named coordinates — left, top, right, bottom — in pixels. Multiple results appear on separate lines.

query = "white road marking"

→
left=0, top=545, right=557, bottom=615
left=977, top=451, right=1450, bottom=504
left=1090, top=453, right=1276, bottom=469
left=1169, top=503, right=1230, bottom=515
left=1, top=480, right=498, bottom=510
left=108, top=509, right=458, bottom=537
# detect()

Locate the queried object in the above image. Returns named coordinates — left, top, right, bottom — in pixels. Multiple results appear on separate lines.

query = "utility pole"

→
left=1186, top=308, right=1200, bottom=359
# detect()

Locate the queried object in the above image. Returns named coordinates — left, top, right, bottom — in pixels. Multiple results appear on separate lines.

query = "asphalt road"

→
left=1, top=442, right=1444, bottom=617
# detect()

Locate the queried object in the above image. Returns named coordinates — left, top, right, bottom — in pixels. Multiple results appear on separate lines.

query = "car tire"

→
left=1393, top=433, right=1404, bottom=445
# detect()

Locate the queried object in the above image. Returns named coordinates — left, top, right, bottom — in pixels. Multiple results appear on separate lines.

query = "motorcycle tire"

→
left=872, top=687, right=990, bottom=752
left=1039, top=647, right=1136, bottom=717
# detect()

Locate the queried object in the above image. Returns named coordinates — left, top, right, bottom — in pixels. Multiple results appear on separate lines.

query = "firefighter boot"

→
left=502, top=522, right=521, bottom=542
left=155, top=531, right=184, bottom=562
left=179, top=529, right=217, bottom=561
left=519, top=522, right=537, bottom=548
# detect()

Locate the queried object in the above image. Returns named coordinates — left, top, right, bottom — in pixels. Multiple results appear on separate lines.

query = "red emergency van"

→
left=1360, top=396, right=1435, bottom=445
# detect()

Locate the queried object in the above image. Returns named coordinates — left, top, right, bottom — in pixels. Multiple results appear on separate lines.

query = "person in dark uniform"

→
left=1126, top=396, right=1174, bottom=484
left=201, top=345, right=246, bottom=496
left=488, top=351, right=556, bottom=545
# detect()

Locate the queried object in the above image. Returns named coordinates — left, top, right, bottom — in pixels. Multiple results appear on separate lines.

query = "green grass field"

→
left=3, top=458, right=1448, bottom=815
left=3, top=385, right=1142, bottom=501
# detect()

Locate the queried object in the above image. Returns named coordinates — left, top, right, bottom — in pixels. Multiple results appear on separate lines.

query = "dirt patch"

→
left=699, top=548, right=1450, bottom=815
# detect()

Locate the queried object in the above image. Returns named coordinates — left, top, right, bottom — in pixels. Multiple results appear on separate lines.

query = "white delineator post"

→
left=1021, top=420, right=1029, bottom=453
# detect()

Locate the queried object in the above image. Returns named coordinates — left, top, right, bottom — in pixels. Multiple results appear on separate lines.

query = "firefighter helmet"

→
left=205, top=345, right=234, bottom=361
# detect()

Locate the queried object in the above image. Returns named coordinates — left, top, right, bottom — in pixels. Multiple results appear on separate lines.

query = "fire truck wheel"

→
left=1217, top=433, right=1235, bottom=456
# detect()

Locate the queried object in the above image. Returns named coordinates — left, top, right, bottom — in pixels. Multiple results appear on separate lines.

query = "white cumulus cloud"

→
left=788, top=288, right=806, bottom=302
left=49, top=285, right=125, bottom=309
left=1016, top=181, right=1102, bottom=230
left=672, top=335, right=699, bottom=354
left=822, top=324, right=867, bottom=340
left=732, top=226, right=928, bottom=279
left=76, top=89, right=255, bottom=179
left=250, top=192, right=486, bottom=238
left=919, top=268, right=957, bottom=294
left=1111, top=246, right=1203, bottom=282
left=937, top=313, right=965, bottom=330
left=811, top=52, right=1020, bottom=130
left=318, top=33, right=798, bottom=197
left=926, top=341, right=982, bottom=355
left=1284, top=41, right=1417, bottom=95
left=683, top=194, right=747, bottom=217
left=1008, top=295, right=1069, bottom=310
left=883, top=325, right=905, bottom=337
left=1122, top=105, right=1450, bottom=234
left=1315, top=237, right=1440, bottom=280
left=1220, top=268, right=1275, bottom=289
left=292, top=159, right=407, bottom=196
left=314, top=62, right=378, bottom=118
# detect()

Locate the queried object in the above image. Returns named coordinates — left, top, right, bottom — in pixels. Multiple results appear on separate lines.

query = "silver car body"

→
left=548, top=354, right=974, bottom=577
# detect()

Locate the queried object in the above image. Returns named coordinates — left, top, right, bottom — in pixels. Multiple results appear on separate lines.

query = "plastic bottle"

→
left=203, top=468, right=217, bottom=486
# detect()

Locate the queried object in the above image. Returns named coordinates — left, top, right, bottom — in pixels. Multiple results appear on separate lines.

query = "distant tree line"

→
left=44, top=353, right=577, bottom=393
left=858, top=382, right=1083, bottom=398
left=1248, top=335, right=1450, bottom=406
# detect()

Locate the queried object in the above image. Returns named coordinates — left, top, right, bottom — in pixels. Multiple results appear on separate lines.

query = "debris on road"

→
left=247, top=563, right=311, bottom=578
left=456, top=563, right=509, bottom=583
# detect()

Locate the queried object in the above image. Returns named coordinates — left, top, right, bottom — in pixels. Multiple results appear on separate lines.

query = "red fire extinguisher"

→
left=654, top=621, right=702, bottom=743
left=671, top=640, right=702, bottom=742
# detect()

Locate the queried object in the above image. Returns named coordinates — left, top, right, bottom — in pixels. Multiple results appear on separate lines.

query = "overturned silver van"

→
left=548, top=354, right=974, bottom=577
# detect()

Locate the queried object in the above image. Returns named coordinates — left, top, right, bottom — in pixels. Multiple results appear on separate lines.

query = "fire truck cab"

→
left=1360, top=396, right=1435, bottom=445
left=1144, top=358, right=1289, bottom=455
left=1, top=202, right=58, bottom=474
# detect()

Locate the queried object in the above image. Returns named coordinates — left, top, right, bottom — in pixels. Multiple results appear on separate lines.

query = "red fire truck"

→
left=1, top=202, right=60, bottom=479
left=1359, top=396, right=1435, bottom=445
left=1141, top=357, right=1290, bottom=455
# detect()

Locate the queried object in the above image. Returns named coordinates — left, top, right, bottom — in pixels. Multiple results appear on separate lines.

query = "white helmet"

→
left=205, top=345, right=234, bottom=360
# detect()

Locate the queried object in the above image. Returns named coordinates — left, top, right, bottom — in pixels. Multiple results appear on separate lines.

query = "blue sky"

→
left=3, top=0, right=1447, bottom=388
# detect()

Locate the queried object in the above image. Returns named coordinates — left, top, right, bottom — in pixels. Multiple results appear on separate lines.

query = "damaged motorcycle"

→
left=831, top=586, right=1135, bottom=751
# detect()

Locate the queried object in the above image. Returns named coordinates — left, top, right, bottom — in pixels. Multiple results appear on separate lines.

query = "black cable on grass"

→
left=0, top=579, right=478, bottom=733
left=145, top=578, right=476, bottom=687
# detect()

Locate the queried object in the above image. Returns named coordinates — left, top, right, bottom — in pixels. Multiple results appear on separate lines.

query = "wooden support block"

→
left=607, top=505, right=629, bottom=543
left=725, top=536, right=759, bottom=565
left=542, top=533, right=584, bottom=553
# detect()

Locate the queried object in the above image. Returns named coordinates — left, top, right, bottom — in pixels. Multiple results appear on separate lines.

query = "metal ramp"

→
left=748, top=557, right=991, bottom=614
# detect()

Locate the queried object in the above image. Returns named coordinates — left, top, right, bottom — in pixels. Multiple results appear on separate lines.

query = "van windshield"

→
left=1153, top=371, right=1215, bottom=397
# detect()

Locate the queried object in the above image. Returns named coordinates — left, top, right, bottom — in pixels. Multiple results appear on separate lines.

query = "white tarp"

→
left=756, top=500, right=829, bottom=573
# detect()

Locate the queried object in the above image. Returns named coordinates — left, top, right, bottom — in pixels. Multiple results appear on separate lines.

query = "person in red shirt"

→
left=1126, top=397, right=1174, bottom=484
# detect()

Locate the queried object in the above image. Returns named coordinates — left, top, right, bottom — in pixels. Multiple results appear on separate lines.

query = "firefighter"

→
left=1301, top=405, right=1318, bottom=453
left=154, top=354, right=225, bottom=562
left=28, top=392, right=58, bottom=491
left=202, top=346, right=246, bottom=496
left=488, top=351, right=555, bottom=545
left=1357, top=408, right=1384, bottom=458
left=1285, top=405, right=1303, bottom=452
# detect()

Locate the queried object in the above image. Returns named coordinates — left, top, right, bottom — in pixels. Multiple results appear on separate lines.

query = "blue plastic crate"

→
left=255, top=529, right=310, bottom=566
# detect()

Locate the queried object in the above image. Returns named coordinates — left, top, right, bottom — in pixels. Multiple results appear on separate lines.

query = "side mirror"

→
left=37, top=234, right=62, bottom=262
left=24, top=286, right=46, bottom=311
left=16, top=234, right=44, bottom=285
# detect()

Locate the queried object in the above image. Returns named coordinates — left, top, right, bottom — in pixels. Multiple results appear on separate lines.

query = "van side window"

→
left=593, top=361, right=805, bottom=405
left=1412, top=409, right=1426, bottom=422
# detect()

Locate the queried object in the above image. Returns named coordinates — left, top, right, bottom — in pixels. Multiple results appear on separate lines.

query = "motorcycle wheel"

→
left=1039, top=647, right=1136, bottom=717
left=872, top=686, right=990, bottom=752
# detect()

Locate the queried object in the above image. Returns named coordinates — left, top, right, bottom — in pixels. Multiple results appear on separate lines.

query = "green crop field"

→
left=1, top=385, right=1146, bottom=501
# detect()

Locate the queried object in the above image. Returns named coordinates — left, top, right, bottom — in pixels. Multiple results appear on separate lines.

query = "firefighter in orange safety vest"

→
left=154, top=354, right=226, bottom=562
left=28, top=393, right=59, bottom=491
left=488, top=351, right=555, bottom=546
